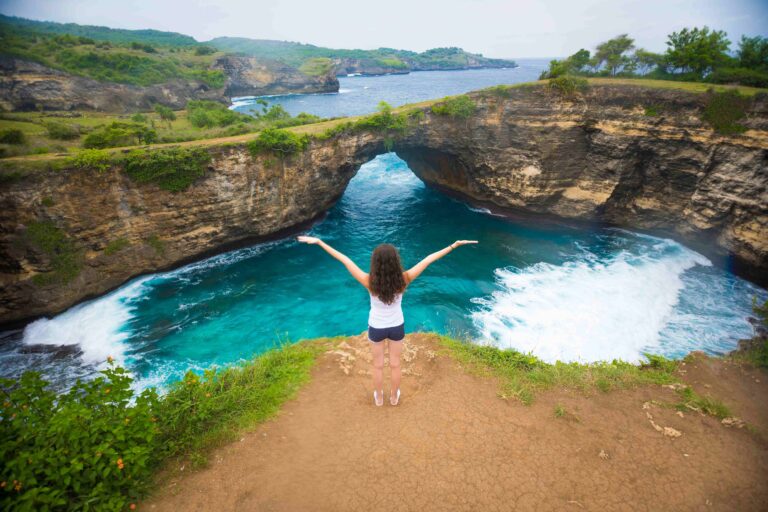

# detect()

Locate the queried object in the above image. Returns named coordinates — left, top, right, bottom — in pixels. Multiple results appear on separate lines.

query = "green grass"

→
left=585, top=77, right=768, bottom=96
left=145, top=234, right=165, bottom=255
left=298, top=57, right=334, bottom=76
left=103, top=238, right=130, bottom=256
left=554, top=404, right=566, bottom=418
left=438, top=335, right=679, bottom=405
left=675, top=386, right=731, bottom=419
left=155, top=340, right=325, bottom=465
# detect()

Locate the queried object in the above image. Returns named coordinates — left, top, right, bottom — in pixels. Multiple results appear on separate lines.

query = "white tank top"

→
left=368, top=292, right=404, bottom=328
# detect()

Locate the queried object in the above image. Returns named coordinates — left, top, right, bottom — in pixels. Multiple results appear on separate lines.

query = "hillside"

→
left=207, top=37, right=517, bottom=75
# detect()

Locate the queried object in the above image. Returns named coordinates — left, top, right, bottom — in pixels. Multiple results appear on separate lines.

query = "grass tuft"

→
left=675, top=386, right=731, bottom=419
left=438, top=335, right=678, bottom=405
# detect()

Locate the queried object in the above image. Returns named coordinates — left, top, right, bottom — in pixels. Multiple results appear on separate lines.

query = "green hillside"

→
left=0, top=14, right=198, bottom=46
left=0, top=16, right=224, bottom=87
left=207, top=37, right=516, bottom=71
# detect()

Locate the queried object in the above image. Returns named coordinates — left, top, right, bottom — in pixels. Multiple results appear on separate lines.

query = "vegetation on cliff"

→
left=23, top=221, right=82, bottom=285
left=0, top=18, right=225, bottom=88
left=541, top=28, right=768, bottom=88
left=0, top=342, right=323, bottom=511
left=207, top=37, right=516, bottom=74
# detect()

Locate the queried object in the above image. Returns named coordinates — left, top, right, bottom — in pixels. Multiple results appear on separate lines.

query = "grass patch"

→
left=430, top=95, right=476, bottom=118
left=103, top=237, right=130, bottom=256
left=66, top=148, right=112, bottom=172
left=298, top=57, right=334, bottom=76
left=41, top=196, right=54, bottom=207
left=548, top=75, right=589, bottom=96
left=438, top=335, right=678, bottom=405
left=554, top=404, right=566, bottom=418
left=24, top=220, right=81, bottom=285
left=644, top=104, right=661, bottom=116
left=702, top=90, right=751, bottom=135
left=122, top=147, right=211, bottom=192
left=155, top=341, right=324, bottom=463
left=675, top=386, right=731, bottom=419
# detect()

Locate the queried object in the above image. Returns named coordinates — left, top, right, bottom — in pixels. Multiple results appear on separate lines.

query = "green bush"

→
left=187, top=100, right=248, bottom=128
left=83, top=122, right=157, bottom=148
left=0, top=364, right=159, bottom=511
left=194, top=45, right=216, bottom=56
left=24, top=221, right=81, bottom=285
left=0, top=128, right=26, bottom=145
left=702, top=90, right=750, bottom=134
left=353, top=101, right=408, bottom=134
left=130, top=113, right=148, bottom=123
left=44, top=122, right=80, bottom=141
left=644, top=105, right=661, bottom=116
left=145, top=234, right=165, bottom=255
left=430, top=95, right=476, bottom=118
left=153, top=105, right=176, bottom=122
left=708, top=67, right=768, bottom=88
left=66, top=149, right=113, bottom=172
left=548, top=75, right=589, bottom=96
left=247, top=128, right=310, bottom=156
left=121, top=147, right=211, bottom=192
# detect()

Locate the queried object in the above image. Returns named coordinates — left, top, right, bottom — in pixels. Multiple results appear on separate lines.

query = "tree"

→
left=665, top=27, right=730, bottom=77
left=593, top=34, right=635, bottom=76
left=539, top=49, right=591, bottom=79
left=632, top=49, right=664, bottom=75
left=154, top=104, right=176, bottom=127
left=737, top=35, right=768, bottom=71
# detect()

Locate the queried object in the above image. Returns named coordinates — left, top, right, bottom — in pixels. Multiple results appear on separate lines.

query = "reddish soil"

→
left=144, top=333, right=768, bottom=512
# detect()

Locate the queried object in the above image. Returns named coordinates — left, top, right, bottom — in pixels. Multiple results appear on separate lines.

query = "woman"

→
left=297, top=236, right=477, bottom=406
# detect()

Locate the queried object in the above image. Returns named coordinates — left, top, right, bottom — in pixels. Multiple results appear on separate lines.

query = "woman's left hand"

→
left=297, top=236, right=321, bottom=244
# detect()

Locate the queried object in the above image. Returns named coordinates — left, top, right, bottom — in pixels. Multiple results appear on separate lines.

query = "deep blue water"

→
left=1, top=66, right=765, bottom=391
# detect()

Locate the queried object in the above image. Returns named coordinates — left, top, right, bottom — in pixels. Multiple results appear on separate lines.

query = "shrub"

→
left=121, top=147, right=212, bottom=192
left=187, top=100, right=248, bottom=128
left=66, top=149, right=113, bottom=172
left=0, top=128, right=25, bottom=145
left=430, top=95, right=476, bottom=118
left=41, top=197, right=54, bottom=207
left=44, top=122, right=80, bottom=141
left=153, top=105, right=177, bottom=122
left=194, top=45, right=216, bottom=56
left=548, top=75, right=589, bottom=96
left=702, top=90, right=750, bottom=135
left=83, top=122, right=157, bottom=148
left=354, top=101, right=409, bottom=134
left=247, top=128, right=310, bottom=157
left=0, top=364, right=159, bottom=511
left=145, top=234, right=165, bottom=255
left=24, top=220, right=81, bottom=285
left=130, top=113, right=148, bottom=123
left=644, top=105, right=661, bottom=116
left=104, top=238, right=130, bottom=256
left=708, top=67, right=768, bottom=88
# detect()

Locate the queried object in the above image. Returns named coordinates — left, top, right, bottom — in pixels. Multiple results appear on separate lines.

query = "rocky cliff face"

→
left=0, top=55, right=338, bottom=112
left=0, top=84, right=766, bottom=325
left=211, top=55, right=338, bottom=98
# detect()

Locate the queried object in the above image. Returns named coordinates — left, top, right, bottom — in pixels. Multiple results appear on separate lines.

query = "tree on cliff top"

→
left=664, top=26, right=730, bottom=77
left=592, top=34, right=635, bottom=76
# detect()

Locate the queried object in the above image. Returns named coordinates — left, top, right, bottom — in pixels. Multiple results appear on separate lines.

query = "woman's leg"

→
left=388, top=340, right=403, bottom=399
left=370, top=340, right=385, bottom=398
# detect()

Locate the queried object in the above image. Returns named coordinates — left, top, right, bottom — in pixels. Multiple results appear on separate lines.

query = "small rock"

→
left=676, top=411, right=684, bottom=418
left=664, top=427, right=682, bottom=438
left=683, top=453, right=689, bottom=457
left=599, top=449, right=609, bottom=460
left=721, top=417, right=745, bottom=428
left=704, top=384, right=711, bottom=388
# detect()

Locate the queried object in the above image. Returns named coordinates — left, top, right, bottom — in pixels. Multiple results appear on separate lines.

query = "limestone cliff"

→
left=0, top=55, right=338, bottom=112
left=0, top=83, right=766, bottom=325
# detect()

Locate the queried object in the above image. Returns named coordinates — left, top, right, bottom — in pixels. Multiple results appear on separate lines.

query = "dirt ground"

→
left=144, top=333, right=768, bottom=512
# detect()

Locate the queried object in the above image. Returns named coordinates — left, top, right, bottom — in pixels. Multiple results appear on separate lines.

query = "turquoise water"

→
left=4, top=154, right=765, bottom=391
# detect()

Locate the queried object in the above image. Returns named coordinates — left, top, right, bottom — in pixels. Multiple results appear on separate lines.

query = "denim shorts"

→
left=367, top=323, right=405, bottom=342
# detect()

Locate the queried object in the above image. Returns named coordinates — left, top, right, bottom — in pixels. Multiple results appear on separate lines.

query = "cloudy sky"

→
left=1, top=0, right=766, bottom=58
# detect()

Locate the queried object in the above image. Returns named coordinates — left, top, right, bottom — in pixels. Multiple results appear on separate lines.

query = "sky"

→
left=0, top=0, right=766, bottom=58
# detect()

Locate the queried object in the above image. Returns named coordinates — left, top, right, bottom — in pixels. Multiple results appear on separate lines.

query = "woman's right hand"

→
left=297, top=236, right=321, bottom=244
left=452, top=240, right=478, bottom=248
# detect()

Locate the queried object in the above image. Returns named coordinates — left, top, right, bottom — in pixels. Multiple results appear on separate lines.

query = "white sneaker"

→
left=390, top=388, right=401, bottom=406
left=373, top=390, right=384, bottom=407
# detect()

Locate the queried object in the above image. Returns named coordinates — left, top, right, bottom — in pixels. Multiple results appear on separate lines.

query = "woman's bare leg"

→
left=370, top=341, right=385, bottom=400
left=388, top=340, right=403, bottom=400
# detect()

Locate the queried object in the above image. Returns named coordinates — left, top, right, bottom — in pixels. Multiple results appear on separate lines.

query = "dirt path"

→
left=144, top=334, right=768, bottom=512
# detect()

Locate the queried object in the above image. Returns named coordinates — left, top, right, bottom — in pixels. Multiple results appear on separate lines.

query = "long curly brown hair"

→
left=369, top=244, right=406, bottom=304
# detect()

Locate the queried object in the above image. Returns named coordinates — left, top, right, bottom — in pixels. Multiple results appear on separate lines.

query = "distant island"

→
left=0, top=14, right=517, bottom=113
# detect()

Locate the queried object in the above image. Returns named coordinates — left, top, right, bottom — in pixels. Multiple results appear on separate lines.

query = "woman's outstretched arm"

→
left=297, top=236, right=369, bottom=289
left=405, top=240, right=477, bottom=284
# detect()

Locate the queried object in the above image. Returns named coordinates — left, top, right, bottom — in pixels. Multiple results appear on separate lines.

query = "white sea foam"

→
left=22, top=277, right=152, bottom=365
left=471, top=236, right=712, bottom=363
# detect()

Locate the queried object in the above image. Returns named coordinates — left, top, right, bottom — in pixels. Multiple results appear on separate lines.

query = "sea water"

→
left=2, top=153, right=765, bottom=391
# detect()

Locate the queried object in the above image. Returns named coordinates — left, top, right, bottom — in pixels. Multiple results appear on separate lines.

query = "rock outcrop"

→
left=211, top=55, right=338, bottom=98
left=0, top=83, right=766, bottom=325
left=0, top=55, right=338, bottom=112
